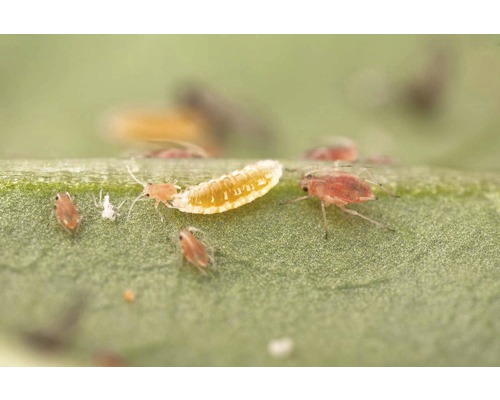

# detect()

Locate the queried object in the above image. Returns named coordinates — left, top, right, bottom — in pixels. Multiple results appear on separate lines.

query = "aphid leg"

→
left=127, top=193, right=145, bottom=221
left=172, top=179, right=182, bottom=190
left=152, top=200, right=165, bottom=222
left=320, top=201, right=329, bottom=240
left=208, top=253, right=216, bottom=270
left=340, top=207, right=395, bottom=231
left=116, top=199, right=126, bottom=210
left=92, top=190, right=102, bottom=208
left=279, top=195, right=309, bottom=206
left=358, top=168, right=399, bottom=198
left=195, top=265, right=208, bottom=276
left=187, top=226, right=205, bottom=235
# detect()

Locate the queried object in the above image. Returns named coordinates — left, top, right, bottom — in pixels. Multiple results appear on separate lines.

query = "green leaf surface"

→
left=0, top=159, right=499, bottom=366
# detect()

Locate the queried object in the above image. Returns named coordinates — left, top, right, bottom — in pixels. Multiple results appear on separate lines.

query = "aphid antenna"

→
left=320, top=201, right=329, bottom=240
left=279, top=195, right=309, bottom=206
left=207, top=252, right=217, bottom=270
left=303, top=164, right=355, bottom=176
left=92, top=189, right=103, bottom=208
left=342, top=207, right=396, bottom=232
left=166, top=238, right=185, bottom=266
left=357, top=167, right=400, bottom=198
left=116, top=198, right=127, bottom=210
left=127, top=192, right=146, bottom=221
left=172, top=179, right=182, bottom=190
left=126, top=165, right=146, bottom=187
left=186, top=226, right=206, bottom=235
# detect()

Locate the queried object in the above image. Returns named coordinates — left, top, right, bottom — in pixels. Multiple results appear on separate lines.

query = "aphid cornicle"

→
left=178, top=227, right=214, bottom=274
left=126, top=166, right=180, bottom=219
left=171, top=160, right=282, bottom=214
left=54, top=192, right=82, bottom=234
left=287, top=169, right=397, bottom=239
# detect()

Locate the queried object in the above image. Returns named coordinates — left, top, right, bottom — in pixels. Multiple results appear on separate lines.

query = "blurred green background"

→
left=1, top=35, right=499, bottom=169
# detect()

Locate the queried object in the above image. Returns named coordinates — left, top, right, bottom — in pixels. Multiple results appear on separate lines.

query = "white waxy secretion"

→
left=93, top=190, right=126, bottom=221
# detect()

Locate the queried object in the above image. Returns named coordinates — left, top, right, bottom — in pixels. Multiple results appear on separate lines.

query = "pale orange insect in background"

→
left=106, top=107, right=211, bottom=148
left=54, top=192, right=82, bottom=234
left=178, top=227, right=214, bottom=274
left=286, top=169, right=397, bottom=239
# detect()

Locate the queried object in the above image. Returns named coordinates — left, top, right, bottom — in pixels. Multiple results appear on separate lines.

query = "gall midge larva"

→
left=171, top=160, right=283, bottom=214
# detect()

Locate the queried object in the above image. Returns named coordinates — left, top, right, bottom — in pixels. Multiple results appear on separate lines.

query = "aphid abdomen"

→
left=179, top=228, right=211, bottom=270
left=186, top=239, right=209, bottom=268
left=327, top=174, right=374, bottom=203
left=172, top=160, right=282, bottom=214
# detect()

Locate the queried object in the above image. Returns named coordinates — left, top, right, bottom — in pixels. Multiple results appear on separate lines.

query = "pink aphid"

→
left=302, top=139, right=358, bottom=162
left=287, top=170, right=397, bottom=239
left=143, top=141, right=211, bottom=159
left=54, top=192, right=82, bottom=234
left=179, top=227, right=214, bottom=274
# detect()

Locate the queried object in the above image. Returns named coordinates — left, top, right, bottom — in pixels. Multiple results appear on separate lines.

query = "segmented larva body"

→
left=172, top=160, right=283, bottom=214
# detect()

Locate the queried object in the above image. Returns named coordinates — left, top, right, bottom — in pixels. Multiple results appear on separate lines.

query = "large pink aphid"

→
left=287, top=170, right=396, bottom=239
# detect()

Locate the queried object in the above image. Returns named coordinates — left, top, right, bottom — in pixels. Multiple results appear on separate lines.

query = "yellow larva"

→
left=171, top=160, right=283, bottom=214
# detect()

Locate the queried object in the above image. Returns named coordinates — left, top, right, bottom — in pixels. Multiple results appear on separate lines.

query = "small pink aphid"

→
left=179, top=227, right=214, bottom=274
left=127, top=166, right=180, bottom=219
left=287, top=169, right=397, bottom=239
left=302, top=138, right=358, bottom=162
left=54, top=192, right=82, bottom=234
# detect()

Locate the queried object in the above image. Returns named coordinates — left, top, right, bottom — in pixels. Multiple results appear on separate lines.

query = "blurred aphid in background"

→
left=403, top=47, right=450, bottom=114
left=178, top=227, right=215, bottom=275
left=105, top=82, right=274, bottom=158
left=141, top=140, right=212, bottom=159
left=302, top=136, right=358, bottom=162
left=301, top=136, right=398, bottom=165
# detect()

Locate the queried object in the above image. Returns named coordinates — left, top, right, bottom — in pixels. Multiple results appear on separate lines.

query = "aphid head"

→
left=55, top=192, right=70, bottom=202
left=179, top=228, right=190, bottom=241
left=300, top=174, right=313, bottom=192
left=142, top=184, right=152, bottom=197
